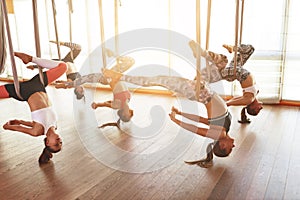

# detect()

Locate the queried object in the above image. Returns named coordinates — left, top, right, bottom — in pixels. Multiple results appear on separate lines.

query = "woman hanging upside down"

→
left=58, top=72, right=134, bottom=126
left=102, top=69, right=235, bottom=167
left=91, top=80, right=134, bottom=128
left=89, top=53, right=135, bottom=126
left=189, top=40, right=263, bottom=123
left=1, top=52, right=67, bottom=164
left=51, top=41, right=87, bottom=100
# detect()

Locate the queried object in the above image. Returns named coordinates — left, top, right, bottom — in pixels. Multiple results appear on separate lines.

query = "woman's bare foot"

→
left=189, top=40, right=199, bottom=58
left=14, top=52, right=32, bottom=64
left=111, top=56, right=135, bottom=73
left=207, top=51, right=228, bottom=69
left=26, top=65, right=36, bottom=70
left=102, top=69, right=123, bottom=81
left=222, top=44, right=235, bottom=53
left=49, top=40, right=64, bottom=46
left=105, top=48, right=116, bottom=57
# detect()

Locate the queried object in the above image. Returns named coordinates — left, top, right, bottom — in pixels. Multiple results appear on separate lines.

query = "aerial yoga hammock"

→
left=183, top=0, right=213, bottom=167
left=0, top=0, right=22, bottom=99
left=185, top=0, right=250, bottom=167
left=0, top=3, right=7, bottom=74
left=32, top=0, right=45, bottom=85
left=234, top=0, right=254, bottom=124
left=95, top=0, right=134, bottom=129
left=185, top=0, right=251, bottom=168
left=13, top=0, right=46, bottom=86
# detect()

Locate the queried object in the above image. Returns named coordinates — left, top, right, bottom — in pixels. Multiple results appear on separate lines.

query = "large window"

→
left=2, top=0, right=299, bottom=102
left=282, top=0, right=300, bottom=101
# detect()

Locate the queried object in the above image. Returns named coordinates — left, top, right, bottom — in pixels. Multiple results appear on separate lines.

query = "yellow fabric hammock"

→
left=32, top=0, right=45, bottom=85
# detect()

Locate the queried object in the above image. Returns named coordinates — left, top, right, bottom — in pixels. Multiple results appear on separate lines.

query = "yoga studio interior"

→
left=1, top=0, right=300, bottom=199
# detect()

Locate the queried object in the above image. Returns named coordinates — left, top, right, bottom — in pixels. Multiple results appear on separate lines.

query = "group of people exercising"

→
left=0, top=40, right=262, bottom=167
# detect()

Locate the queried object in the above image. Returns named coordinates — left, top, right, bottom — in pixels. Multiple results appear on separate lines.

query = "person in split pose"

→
left=189, top=41, right=263, bottom=123
left=1, top=52, right=67, bottom=164
left=51, top=41, right=87, bottom=100
left=90, top=51, right=135, bottom=126
left=102, top=69, right=235, bottom=167
left=91, top=79, right=133, bottom=128
left=58, top=71, right=134, bottom=126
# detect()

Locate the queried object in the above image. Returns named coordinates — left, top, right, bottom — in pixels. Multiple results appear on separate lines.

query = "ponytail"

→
left=197, top=141, right=227, bottom=167
left=38, top=137, right=60, bottom=164
left=205, top=142, right=214, bottom=161
left=185, top=142, right=215, bottom=168
left=38, top=147, right=53, bottom=164
left=185, top=141, right=229, bottom=168
left=238, top=107, right=251, bottom=123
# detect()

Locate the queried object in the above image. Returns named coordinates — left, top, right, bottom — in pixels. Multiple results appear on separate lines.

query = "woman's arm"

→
left=54, top=81, right=74, bottom=89
left=172, top=107, right=209, bottom=125
left=169, top=112, right=209, bottom=138
left=6, top=119, right=35, bottom=127
left=17, top=119, right=35, bottom=127
left=226, top=93, right=254, bottom=106
left=3, top=120, right=41, bottom=136
left=91, top=101, right=113, bottom=109
left=169, top=112, right=225, bottom=140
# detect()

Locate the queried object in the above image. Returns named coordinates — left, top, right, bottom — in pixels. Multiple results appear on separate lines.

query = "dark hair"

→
left=246, top=105, right=258, bottom=116
left=38, top=138, right=61, bottom=164
left=204, top=142, right=214, bottom=162
left=117, top=109, right=132, bottom=122
left=212, top=141, right=230, bottom=157
left=246, top=99, right=263, bottom=116
left=203, top=141, right=230, bottom=163
left=74, top=87, right=85, bottom=100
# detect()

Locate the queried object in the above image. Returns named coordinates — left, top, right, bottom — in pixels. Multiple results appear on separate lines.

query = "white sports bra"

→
left=243, top=85, right=259, bottom=96
left=31, top=107, right=57, bottom=134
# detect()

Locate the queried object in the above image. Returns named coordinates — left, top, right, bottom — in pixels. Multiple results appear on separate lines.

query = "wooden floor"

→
left=1, top=85, right=300, bottom=200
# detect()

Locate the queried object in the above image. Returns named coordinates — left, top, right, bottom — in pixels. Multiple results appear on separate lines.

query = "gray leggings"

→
left=201, top=44, right=254, bottom=83
left=121, top=75, right=213, bottom=104
left=73, top=73, right=108, bottom=86
left=229, top=44, right=255, bottom=67
left=61, top=42, right=81, bottom=63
